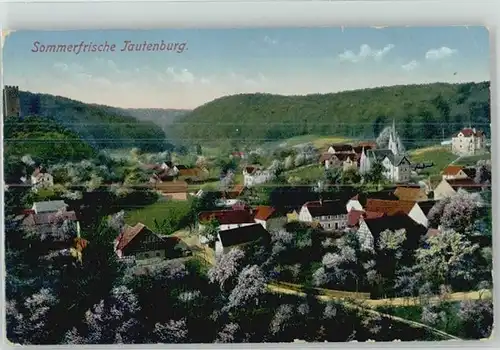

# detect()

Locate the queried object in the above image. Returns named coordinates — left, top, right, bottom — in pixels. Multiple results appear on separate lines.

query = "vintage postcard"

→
left=2, top=27, right=492, bottom=344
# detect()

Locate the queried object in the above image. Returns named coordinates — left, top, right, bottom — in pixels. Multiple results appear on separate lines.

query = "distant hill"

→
left=122, top=108, right=190, bottom=130
left=170, top=82, right=490, bottom=149
left=18, top=91, right=174, bottom=152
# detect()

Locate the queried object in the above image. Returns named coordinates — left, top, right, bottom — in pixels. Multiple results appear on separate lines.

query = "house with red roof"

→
left=441, top=165, right=470, bottom=181
left=451, top=127, right=486, bottom=156
left=298, top=200, right=348, bottom=231
left=197, top=209, right=255, bottom=233
left=114, top=223, right=191, bottom=261
left=253, top=205, right=286, bottom=230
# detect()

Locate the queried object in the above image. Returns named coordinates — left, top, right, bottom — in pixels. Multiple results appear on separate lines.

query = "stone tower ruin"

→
left=3, top=85, right=21, bottom=118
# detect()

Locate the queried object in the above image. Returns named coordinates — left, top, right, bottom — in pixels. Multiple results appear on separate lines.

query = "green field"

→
left=266, top=135, right=352, bottom=150
left=124, top=199, right=192, bottom=229
left=409, top=146, right=458, bottom=177
left=455, top=153, right=491, bottom=166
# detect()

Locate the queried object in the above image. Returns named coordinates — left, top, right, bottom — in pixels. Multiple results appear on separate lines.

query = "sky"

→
left=2, top=27, right=490, bottom=109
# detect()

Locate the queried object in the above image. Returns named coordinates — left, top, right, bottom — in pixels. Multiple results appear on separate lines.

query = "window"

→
left=144, top=253, right=150, bottom=259
left=335, top=222, right=338, bottom=229
left=327, top=223, right=331, bottom=228
left=156, top=252, right=161, bottom=257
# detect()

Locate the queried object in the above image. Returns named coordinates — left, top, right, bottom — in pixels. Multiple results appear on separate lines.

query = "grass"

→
left=285, top=164, right=325, bottom=182
left=376, top=301, right=464, bottom=338
left=265, top=135, right=352, bottom=150
left=124, top=199, right=192, bottom=228
left=409, top=145, right=457, bottom=177
left=455, top=153, right=491, bottom=166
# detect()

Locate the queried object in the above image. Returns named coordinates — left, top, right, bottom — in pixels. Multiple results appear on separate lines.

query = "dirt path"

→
left=271, top=281, right=492, bottom=307
left=267, top=284, right=461, bottom=341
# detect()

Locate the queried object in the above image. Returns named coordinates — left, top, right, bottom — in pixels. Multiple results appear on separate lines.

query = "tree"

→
left=67, top=286, right=141, bottom=344
left=208, top=248, right=245, bottom=289
left=440, top=189, right=483, bottom=234
left=458, top=299, right=493, bottom=339
left=225, top=265, right=267, bottom=310
left=415, top=230, right=480, bottom=288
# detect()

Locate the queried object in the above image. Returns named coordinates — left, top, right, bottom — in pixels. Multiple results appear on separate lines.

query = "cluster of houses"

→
left=7, top=124, right=490, bottom=271
left=320, top=121, right=412, bottom=183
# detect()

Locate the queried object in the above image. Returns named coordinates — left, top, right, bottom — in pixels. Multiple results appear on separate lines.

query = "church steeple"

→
left=388, top=119, right=399, bottom=155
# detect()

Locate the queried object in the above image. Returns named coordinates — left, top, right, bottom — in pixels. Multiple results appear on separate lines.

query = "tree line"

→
left=170, top=82, right=490, bottom=149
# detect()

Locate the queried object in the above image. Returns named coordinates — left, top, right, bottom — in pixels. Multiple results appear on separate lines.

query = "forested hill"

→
left=18, top=91, right=173, bottom=152
left=170, top=81, right=490, bottom=148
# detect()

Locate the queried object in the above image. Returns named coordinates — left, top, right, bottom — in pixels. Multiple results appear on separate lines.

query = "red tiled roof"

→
left=456, top=128, right=484, bottom=137
left=116, top=223, right=146, bottom=251
left=198, top=210, right=254, bottom=225
left=442, top=165, right=464, bottom=176
left=394, top=187, right=427, bottom=201
left=254, top=205, right=276, bottom=221
left=365, top=199, right=416, bottom=216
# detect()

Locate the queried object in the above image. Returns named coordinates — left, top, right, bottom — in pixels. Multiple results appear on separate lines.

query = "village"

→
left=8, top=120, right=492, bottom=289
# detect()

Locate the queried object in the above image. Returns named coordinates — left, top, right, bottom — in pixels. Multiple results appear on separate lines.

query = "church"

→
left=359, top=120, right=412, bottom=183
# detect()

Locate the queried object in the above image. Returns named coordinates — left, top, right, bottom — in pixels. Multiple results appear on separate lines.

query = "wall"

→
left=346, top=199, right=363, bottom=212
left=408, top=204, right=428, bottom=228
left=433, top=180, right=456, bottom=200
left=357, top=220, right=375, bottom=252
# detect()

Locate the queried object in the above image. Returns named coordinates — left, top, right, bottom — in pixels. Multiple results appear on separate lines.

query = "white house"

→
left=451, top=127, right=486, bottom=156
left=359, top=120, right=412, bottom=183
left=243, top=166, right=274, bottom=187
left=214, top=223, right=270, bottom=257
left=380, top=155, right=412, bottom=183
left=298, top=200, right=348, bottom=231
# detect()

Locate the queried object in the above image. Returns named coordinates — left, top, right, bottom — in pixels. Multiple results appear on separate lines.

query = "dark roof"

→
left=176, top=165, right=187, bottom=169
left=304, top=200, right=347, bottom=217
left=368, top=149, right=393, bottom=162
left=416, top=200, right=437, bottom=215
left=218, top=223, right=270, bottom=247
left=350, top=190, right=399, bottom=206
left=462, top=167, right=477, bottom=179
left=353, top=145, right=373, bottom=154
left=445, top=178, right=485, bottom=191
left=329, top=144, right=354, bottom=153
left=363, top=214, right=427, bottom=242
